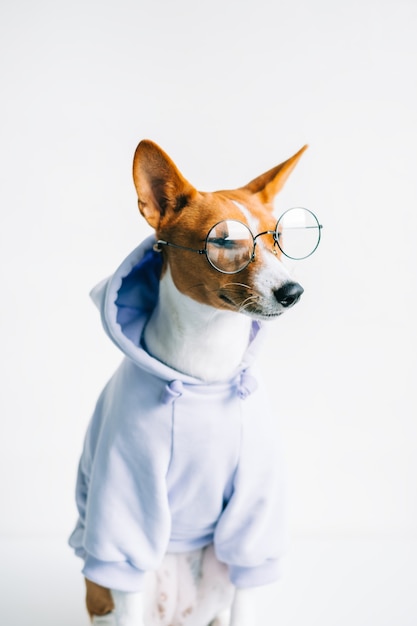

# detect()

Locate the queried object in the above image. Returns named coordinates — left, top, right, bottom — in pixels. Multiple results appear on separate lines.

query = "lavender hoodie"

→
left=69, top=236, right=287, bottom=592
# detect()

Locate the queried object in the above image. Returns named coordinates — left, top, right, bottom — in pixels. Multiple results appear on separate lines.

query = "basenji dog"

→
left=74, top=140, right=321, bottom=626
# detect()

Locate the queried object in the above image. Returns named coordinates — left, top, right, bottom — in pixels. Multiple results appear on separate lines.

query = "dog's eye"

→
left=208, top=237, right=239, bottom=249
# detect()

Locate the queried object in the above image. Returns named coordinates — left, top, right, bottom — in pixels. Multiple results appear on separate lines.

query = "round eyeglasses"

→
left=153, top=207, right=323, bottom=275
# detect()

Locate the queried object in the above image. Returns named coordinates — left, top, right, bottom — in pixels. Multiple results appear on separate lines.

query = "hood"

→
left=90, top=235, right=266, bottom=385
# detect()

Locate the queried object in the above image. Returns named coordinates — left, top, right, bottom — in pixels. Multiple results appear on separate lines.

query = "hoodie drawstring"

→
left=160, top=370, right=257, bottom=405
left=160, top=380, right=184, bottom=404
left=237, top=369, right=258, bottom=399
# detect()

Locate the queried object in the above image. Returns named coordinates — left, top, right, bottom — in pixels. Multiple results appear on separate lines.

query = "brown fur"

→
left=86, top=579, right=115, bottom=619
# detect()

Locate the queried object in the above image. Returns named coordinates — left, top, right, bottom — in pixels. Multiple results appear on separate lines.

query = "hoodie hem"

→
left=228, top=559, right=282, bottom=588
left=83, top=555, right=146, bottom=593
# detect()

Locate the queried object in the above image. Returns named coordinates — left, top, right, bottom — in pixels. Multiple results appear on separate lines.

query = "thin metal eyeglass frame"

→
left=153, top=208, right=323, bottom=274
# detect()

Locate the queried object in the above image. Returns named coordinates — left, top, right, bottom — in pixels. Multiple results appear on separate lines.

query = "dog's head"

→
left=133, top=140, right=311, bottom=320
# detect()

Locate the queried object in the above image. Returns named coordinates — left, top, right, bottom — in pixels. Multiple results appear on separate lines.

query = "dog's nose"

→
left=274, top=282, right=304, bottom=308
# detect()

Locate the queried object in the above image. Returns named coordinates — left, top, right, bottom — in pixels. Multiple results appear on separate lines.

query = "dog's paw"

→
left=209, top=610, right=232, bottom=626
left=92, top=613, right=117, bottom=625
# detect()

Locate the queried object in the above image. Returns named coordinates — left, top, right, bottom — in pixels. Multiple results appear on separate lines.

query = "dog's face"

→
left=133, top=140, right=307, bottom=320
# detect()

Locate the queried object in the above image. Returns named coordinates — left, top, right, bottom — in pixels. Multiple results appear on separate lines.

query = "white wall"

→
left=0, top=0, right=415, bottom=546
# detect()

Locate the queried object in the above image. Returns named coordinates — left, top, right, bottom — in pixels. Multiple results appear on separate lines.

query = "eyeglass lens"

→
left=206, top=221, right=253, bottom=273
left=276, top=208, right=321, bottom=260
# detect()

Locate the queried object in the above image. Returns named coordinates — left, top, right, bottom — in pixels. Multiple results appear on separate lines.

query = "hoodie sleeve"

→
left=69, top=359, right=173, bottom=592
left=213, top=383, right=287, bottom=588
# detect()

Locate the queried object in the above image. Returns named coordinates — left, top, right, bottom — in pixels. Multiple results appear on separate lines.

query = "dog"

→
left=69, top=140, right=321, bottom=626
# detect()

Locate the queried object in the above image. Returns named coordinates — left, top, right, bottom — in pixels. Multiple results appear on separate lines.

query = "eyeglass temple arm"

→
left=281, top=224, right=323, bottom=230
left=153, top=240, right=206, bottom=254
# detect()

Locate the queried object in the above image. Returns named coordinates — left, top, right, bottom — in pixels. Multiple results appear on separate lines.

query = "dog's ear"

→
left=242, top=145, right=308, bottom=204
left=132, top=140, right=196, bottom=229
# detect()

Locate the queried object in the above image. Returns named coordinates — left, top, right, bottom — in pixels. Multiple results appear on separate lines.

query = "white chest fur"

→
left=143, top=267, right=252, bottom=383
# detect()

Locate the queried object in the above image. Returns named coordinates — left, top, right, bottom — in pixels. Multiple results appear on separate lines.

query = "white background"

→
left=0, top=0, right=416, bottom=624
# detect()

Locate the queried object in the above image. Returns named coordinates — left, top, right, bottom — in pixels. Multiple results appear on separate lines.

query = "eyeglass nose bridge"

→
left=250, top=229, right=279, bottom=263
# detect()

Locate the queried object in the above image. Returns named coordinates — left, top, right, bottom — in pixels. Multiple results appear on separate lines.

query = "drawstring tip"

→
left=161, top=380, right=184, bottom=404
left=237, top=370, right=258, bottom=399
